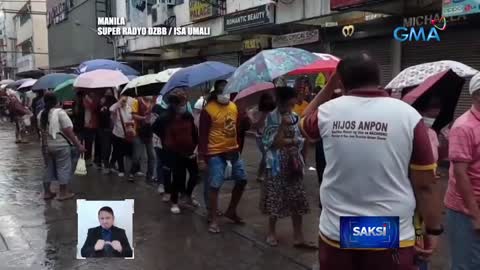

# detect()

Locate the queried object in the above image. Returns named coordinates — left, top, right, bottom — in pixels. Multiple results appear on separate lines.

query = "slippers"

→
left=56, top=193, right=75, bottom=201
left=266, top=236, right=278, bottom=247
left=208, top=224, right=221, bottom=234
left=43, top=193, right=56, bottom=200
left=224, top=213, right=245, bottom=225
left=293, top=242, right=318, bottom=250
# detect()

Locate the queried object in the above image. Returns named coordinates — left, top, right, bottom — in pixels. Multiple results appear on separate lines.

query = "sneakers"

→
left=185, top=198, right=200, bottom=208
left=135, top=172, right=145, bottom=177
left=170, top=204, right=181, bottom=214
left=128, top=174, right=135, bottom=182
left=162, top=193, right=171, bottom=202
left=102, top=168, right=111, bottom=175
left=157, top=184, right=165, bottom=194
left=118, top=172, right=125, bottom=177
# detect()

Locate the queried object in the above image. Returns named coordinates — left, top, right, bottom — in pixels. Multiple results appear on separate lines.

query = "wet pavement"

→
left=0, top=123, right=450, bottom=270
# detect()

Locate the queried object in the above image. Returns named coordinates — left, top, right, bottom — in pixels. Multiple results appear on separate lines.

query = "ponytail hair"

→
left=40, top=92, right=58, bottom=130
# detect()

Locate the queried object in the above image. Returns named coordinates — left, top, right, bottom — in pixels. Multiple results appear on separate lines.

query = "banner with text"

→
left=443, top=0, right=480, bottom=17
left=224, top=4, right=275, bottom=32
left=47, top=0, right=68, bottom=27
left=272, top=29, right=319, bottom=48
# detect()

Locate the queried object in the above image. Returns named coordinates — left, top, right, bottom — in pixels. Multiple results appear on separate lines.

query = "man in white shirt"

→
left=300, top=53, right=444, bottom=270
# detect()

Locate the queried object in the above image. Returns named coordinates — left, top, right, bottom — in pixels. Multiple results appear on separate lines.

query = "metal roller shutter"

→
left=401, top=29, right=480, bottom=119
left=206, top=53, right=240, bottom=67
left=332, top=37, right=393, bottom=87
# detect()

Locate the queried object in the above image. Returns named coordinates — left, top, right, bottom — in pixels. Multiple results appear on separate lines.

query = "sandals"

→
left=293, top=241, right=318, bottom=250
left=56, top=192, right=75, bottom=201
left=43, top=192, right=56, bottom=200
left=208, top=223, right=221, bottom=234
left=224, top=213, right=245, bottom=225
left=266, top=236, right=278, bottom=247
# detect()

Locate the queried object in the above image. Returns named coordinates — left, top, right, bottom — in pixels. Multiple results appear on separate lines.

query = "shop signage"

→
left=242, top=37, right=270, bottom=51
left=342, top=25, right=355, bottom=37
left=271, top=29, right=319, bottom=48
left=330, top=0, right=385, bottom=11
left=224, top=4, right=275, bottom=32
left=189, top=0, right=215, bottom=22
left=47, top=0, right=68, bottom=27
left=403, top=12, right=467, bottom=27
left=443, top=0, right=480, bottom=17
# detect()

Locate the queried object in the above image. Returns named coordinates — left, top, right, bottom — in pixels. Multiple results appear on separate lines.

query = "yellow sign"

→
left=189, top=0, right=214, bottom=22
left=315, top=73, right=327, bottom=88
left=242, top=38, right=270, bottom=51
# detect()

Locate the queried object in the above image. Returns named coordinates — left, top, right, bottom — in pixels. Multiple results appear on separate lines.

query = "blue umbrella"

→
left=160, top=61, right=236, bottom=95
left=224, top=48, right=320, bottom=94
left=5, top=78, right=32, bottom=90
left=31, top=73, right=77, bottom=91
left=76, top=59, right=139, bottom=76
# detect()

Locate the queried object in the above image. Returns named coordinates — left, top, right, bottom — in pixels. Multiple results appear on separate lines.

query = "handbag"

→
left=118, top=108, right=135, bottom=142
left=75, top=154, right=87, bottom=176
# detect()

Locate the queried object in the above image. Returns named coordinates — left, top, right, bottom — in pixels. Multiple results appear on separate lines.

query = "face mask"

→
left=177, top=105, right=187, bottom=114
left=423, top=117, right=435, bottom=128
left=217, top=94, right=230, bottom=104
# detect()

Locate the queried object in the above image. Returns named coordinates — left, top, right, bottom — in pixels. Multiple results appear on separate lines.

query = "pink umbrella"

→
left=288, top=53, right=340, bottom=75
left=73, top=69, right=129, bottom=89
left=234, top=82, right=275, bottom=110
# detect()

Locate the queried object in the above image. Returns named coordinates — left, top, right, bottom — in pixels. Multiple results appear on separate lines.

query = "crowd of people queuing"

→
left=0, top=52, right=479, bottom=270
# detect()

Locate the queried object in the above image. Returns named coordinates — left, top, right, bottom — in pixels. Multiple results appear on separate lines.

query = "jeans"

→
left=99, top=129, right=112, bottom=169
left=44, top=145, right=79, bottom=185
left=132, top=137, right=155, bottom=178
left=447, top=208, right=480, bottom=270
left=208, top=152, right=247, bottom=189
left=111, top=135, right=133, bottom=173
left=170, top=153, right=198, bottom=204
left=154, top=147, right=171, bottom=186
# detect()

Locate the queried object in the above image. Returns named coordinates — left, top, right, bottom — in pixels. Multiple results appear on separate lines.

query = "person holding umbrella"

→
left=198, top=80, right=248, bottom=233
left=98, top=88, right=117, bottom=174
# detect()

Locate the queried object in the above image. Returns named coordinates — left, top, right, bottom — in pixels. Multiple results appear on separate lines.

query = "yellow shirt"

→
left=204, top=101, right=239, bottom=155
left=293, top=100, right=309, bottom=116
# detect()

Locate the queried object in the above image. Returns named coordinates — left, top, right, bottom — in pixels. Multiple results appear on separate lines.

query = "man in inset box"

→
left=300, top=53, right=444, bottom=270
left=81, top=206, right=133, bottom=258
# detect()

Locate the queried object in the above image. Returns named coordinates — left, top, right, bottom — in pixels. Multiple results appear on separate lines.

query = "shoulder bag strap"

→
left=117, top=108, right=128, bottom=137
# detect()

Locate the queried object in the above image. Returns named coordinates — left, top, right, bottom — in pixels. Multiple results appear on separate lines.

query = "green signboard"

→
left=443, top=0, right=480, bottom=17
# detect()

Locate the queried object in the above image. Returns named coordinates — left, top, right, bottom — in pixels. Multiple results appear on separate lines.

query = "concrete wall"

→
left=48, top=0, right=113, bottom=68
left=276, top=0, right=331, bottom=24
left=226, top=0, right=272, bottom=13
left=31, top=2, right=49, bottom=69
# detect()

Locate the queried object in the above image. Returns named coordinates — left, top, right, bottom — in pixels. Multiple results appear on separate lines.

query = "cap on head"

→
left=469, top=72, right=480, bottom=96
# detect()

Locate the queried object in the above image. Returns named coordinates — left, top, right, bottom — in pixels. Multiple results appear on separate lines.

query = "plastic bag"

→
left=225, top=161, right=232, bottom=180
left=22, top=114, right=32, bottom=127
left=75, top=155, right=87, bottom=176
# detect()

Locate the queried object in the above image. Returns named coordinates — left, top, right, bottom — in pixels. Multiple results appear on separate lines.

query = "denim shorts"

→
left=208, top=152, right=247, bottom=189
left=447, top=208, right=480, bottom=270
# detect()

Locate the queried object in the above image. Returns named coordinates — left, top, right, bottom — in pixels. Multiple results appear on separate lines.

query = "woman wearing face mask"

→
left=260, top=86, right=314, bottom=249
left=152, top=89, right=199, bottom=214
left=99, top=88, right=117, bottom=175
left=420, top=97, right=442, bottom=179
left=247, top=93, right=276, bottom=182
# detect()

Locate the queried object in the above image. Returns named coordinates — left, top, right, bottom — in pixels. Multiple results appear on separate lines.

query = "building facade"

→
left=47, top=0, right=116, bottom=71
left=0, top=0, right=49, bottom=79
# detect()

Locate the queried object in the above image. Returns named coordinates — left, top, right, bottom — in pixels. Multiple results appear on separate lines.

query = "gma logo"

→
left=352, top=225, right=387, bottom=237
left=393, top=27, right=441, bottom=42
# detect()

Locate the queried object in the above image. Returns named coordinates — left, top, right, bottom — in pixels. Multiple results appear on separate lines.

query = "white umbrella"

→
left=0, top=79, right=14, bottom=85
left=121, top=68, right=182, bottom=96
left=74, top=69, right=129, bottom=89
left=17, top=79, right=37, bottom=92
left=386, top=60, right=479, bottom=90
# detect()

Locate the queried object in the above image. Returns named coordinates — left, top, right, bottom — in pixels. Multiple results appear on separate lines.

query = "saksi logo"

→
left=352, top=225, right=387, bottom=237
left=393, top=16, right=447, bottom=42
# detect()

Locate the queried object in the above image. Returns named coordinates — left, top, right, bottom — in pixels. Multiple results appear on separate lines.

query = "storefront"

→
left=239, top=36, right=271, bottom=64
left=326, top=16, right=399, bottom=87
left=206, top=53, right=240, bottom=67
left=400, top=13, right=480, bottom=118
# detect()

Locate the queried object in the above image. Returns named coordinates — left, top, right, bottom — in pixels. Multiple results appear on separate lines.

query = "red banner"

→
left=330, top=0, right=384, bottom=10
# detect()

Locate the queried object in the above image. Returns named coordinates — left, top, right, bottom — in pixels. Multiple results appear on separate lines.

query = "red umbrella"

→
left=402, top=69, right=464, bottom=132
left=288, top=53, right=340, bottom=75
left=233, top=82, right=275, bottom=109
